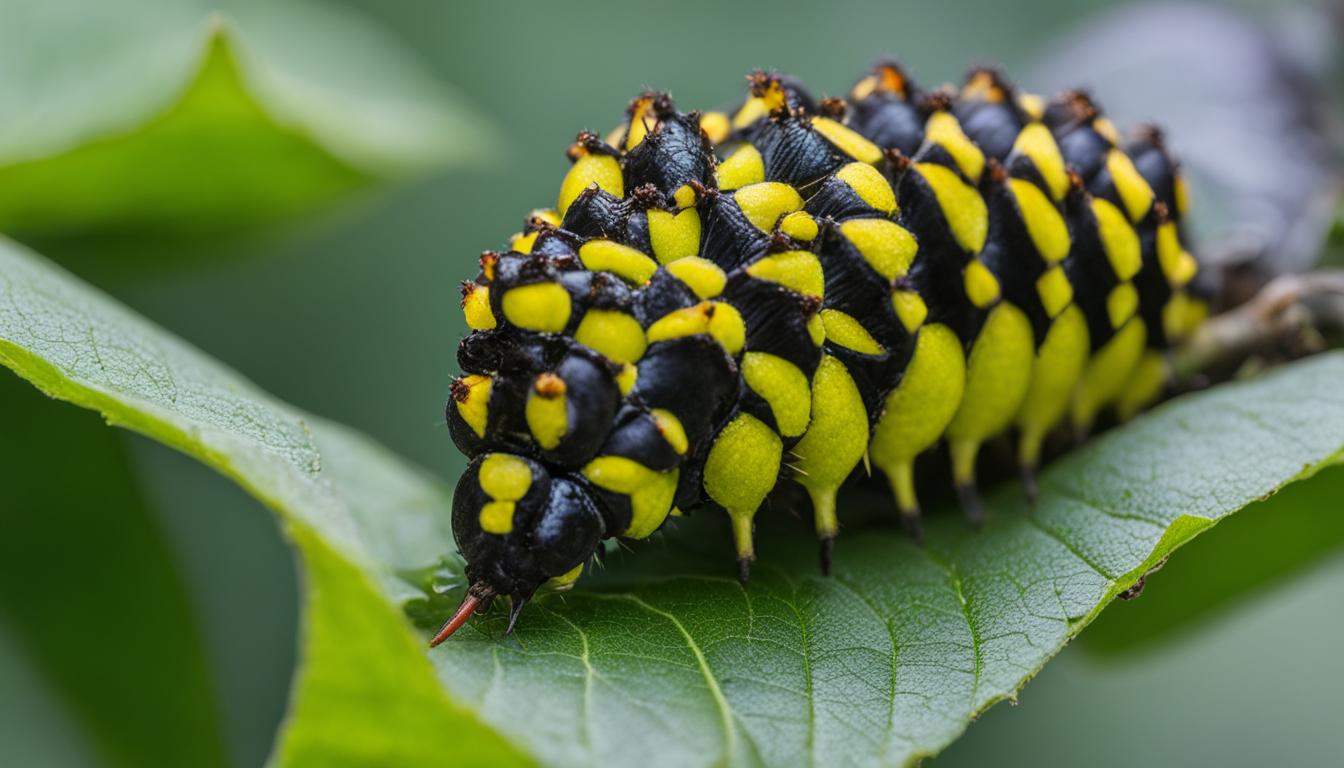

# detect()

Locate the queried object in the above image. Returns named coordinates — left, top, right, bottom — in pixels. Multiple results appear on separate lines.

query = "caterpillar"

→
left=433, top=63, right=1208, bottom=645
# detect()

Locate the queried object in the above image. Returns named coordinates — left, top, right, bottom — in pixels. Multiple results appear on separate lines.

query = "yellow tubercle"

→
left=647, top=207, right=702, bottom=265
left=820, top=309, right=884, bottom=354
left=462, top=284, right=496, bottom=330
left=717, top=144, right=766, bottom=190
left=811, top=117, right=883, bottom=164
left=839, top=218, right=918, bottom=281
left=665, top=257, right=727, bottom=298
left=734, top=182, right=804, bottom=233
left=574, top=309, right=647, bottom=364
left=792, top=356, right=869, bottom=537
left=579, top=240, right=658, bottom=285
left=745, top=250, right=824, bottom=298
left=501, top=282, right=571, bottom=333
left=703, top=413, right=783, bottom=559
left=914, top=162, right=988, bottom=254
left=836, top=162, right=897, bottom=214
left=925, top=111, right=985, bottom=182
left=964, top=260, right=1001, bottom=309
left=741, top=351, right=812, bottom=438
left=454, top=374, right=492, bottom=438
left=557, top=151, right=623, bottom=215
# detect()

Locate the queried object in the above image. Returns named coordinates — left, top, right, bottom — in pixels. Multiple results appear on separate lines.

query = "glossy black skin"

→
left=452, top=455, right=607, bottom=602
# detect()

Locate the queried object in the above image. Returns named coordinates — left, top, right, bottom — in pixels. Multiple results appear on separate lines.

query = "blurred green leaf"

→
left=1079, top=464, right=1344, bottom=656
left=0, top=0, right=490, bottom=250
left=2, top=234, right=1344, bottom=767
left=0, top=373, right=226, bottom=766
left=0, top=237, right=529, bottom=765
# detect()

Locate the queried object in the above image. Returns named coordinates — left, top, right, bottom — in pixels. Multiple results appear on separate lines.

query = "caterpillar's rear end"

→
left=434, top=63, right=1205, bottom=645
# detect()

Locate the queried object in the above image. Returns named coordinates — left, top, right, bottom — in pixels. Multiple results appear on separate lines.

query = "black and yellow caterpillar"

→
left=432, top=63, right=1207, bottom=644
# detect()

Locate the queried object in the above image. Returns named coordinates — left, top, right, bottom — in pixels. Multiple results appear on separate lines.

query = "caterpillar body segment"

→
left=434, top=63, right=1204, bottom=644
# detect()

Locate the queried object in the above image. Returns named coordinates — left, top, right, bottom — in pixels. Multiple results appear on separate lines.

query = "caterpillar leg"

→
left=1014, top=304, right=1089, bottom=502
left=1071, top=317, right=1147, bottom=437
left=944, top=302, right=1034, bottom=525
left=793, top=355, right=869, bottom=574
left=703, top=412, right=783, bottom=583
left=869, top=323, right=966, bottom=540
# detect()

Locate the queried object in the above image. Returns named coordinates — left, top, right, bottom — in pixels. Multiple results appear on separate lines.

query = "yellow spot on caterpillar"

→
left=835, top=162, right=897, bottom=214
left=964, top=260, right=1001, bottom=308
left=531, top=209, right=561, bottom=228
left=502, top=282, right=572, bottom=333
left=732, top=96, right=768, bottom=130
left=647, top=207, right=702, bottom=264
left=545, top=562, right=584, bottom=590
left=779, top=211, right=819, bottom=242
left=914, top=162, right=988, bottom=253
left=579, top=240, right=658, bottom=285
left=615, top=363, right=638, bottom=395
left=746, top=250, right=824, bottom=298
left=673, top=184, right=697, bottom=208
left=650, top=408, right=689, bottom=455
left=704, top=413, right=783, bottom=558
left=1106, top=149, right=1155, bottom=222
left=850, top=75, right=879, bottom=101
left=462, top=284, right=496, bottom=330
left=646, top=301, right=746, bottom=355
left=1115, top=350, right=1168, bottom=422
left=624, top=96, right=655, bottom=151
left=945, top=302, right=1035, bottom=484
left=812, top=117, right=883, bottom=164
left=924, top=111, right=985, bottom=182
left=1174, top=172, right=1191, bottom=217
left=961, top=70, right=1006, bottom=103
left=840, top=218, right=918, bottom=281
left=557, top=151, right=623, bottom=215
left=479, top=453, right=532, bottom=501
left=1093, top=117, right=1120, bottom=145
left=1010, top=123, right=1068, bottom=201
left=478, top=501, right=515, bottom=535
left=792, top=356, right=868, bottom=537
left=870, top=324, right=966, bottom=514
left=1009, top=178, right=1070, bottom=263
left=1156, top=222, right=1198, bottom=288
left=575, top=309, right=646, bottom=364
left=1092, top=198, right=1142, bottom=281
left=582, top=457, right=678, bottom=539
left=891, top=290, right=928, bottom=333
left=820, top=309, right=884, bottom=354
left=1072, top=316, right=1147, bottom=434
left=1107, top=282, right=1139, bottom=329
left=666, top=256, right=727, bottom=298
left=716, top=144, right=766, bottom=190
left=700, top=111, right=731, bottom=144
left=807, top=312, right=825, bottom=346
left=734, top=182, right=804, bottom=232
left=510, top=231, right=539, bottom=254
left=1036, top=265, right=1073, bottom=318
left=741, top=351, right=812, bottom=437
left=454, top=374, right=492, bottom=438
left=1016, top=304, right=1089, bottom=469
left=525, top=374, right=568, bottom=449
left=1018, top=93, right=1046, bottom=120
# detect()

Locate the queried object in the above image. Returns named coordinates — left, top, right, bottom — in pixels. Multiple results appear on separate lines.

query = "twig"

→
left=1174, top=270, right=1344, bottom=380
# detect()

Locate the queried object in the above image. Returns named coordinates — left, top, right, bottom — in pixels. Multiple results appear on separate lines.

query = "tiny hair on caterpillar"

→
left=434, top=63, right=1207, bottom=645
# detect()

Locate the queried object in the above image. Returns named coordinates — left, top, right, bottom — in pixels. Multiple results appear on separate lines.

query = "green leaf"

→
left=0, top=0, right=490, bottom=247
left=1078, top=464, right=1344, bottom=657
left=2, top=232, right=1342, bottom=766
left=0, top=374, right=227, bottom=767
left=0, top=236, right=528, bottom=766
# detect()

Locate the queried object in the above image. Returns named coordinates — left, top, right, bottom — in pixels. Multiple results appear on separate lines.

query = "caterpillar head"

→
left=430, top=452, right=606, bottom=646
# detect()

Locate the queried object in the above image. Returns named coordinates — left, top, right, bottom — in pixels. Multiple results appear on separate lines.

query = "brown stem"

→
left=1173, top=270, right=1344, bottom=380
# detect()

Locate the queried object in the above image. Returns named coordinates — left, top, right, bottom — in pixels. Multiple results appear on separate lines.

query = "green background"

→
left=1, top=0, right=1339, bottom=765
